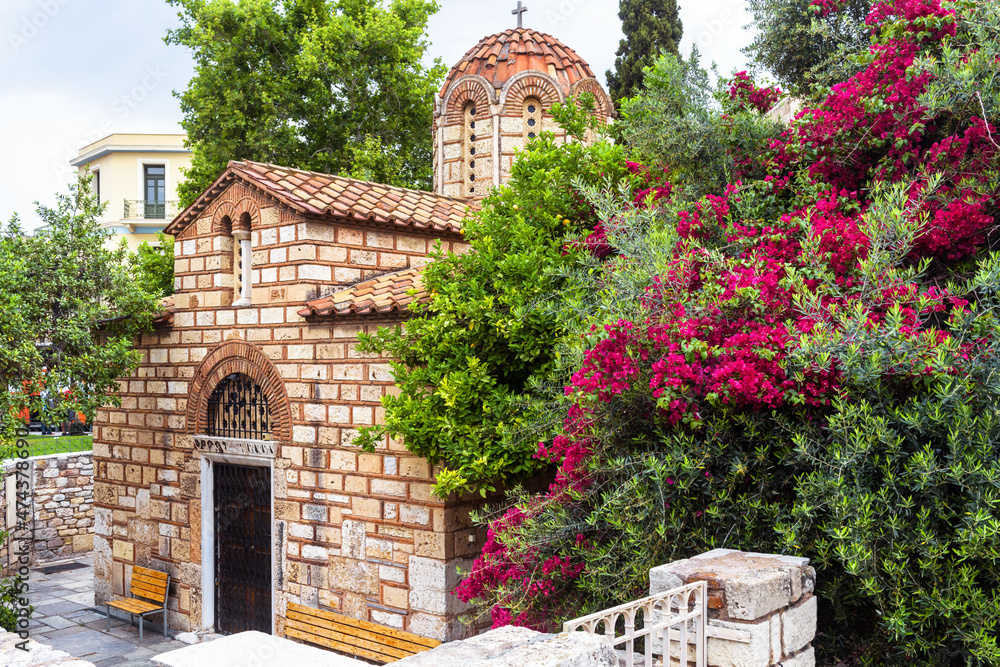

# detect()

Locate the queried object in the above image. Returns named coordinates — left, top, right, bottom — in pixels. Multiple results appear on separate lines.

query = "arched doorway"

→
left=203, top=373, right=273, bottom=636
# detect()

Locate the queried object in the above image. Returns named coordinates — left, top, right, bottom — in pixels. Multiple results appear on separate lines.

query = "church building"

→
left=91, top=19, right=614, bottom=648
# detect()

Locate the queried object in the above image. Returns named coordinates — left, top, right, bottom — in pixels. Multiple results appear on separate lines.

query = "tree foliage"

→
left=0, top=177, right=162, bottom=442
left=606, top=0, right=683, bottom=103
left=131, top=232, right=175, bottom=298
left=166, top=0, right=445, bottom=205
left=743, top=0, right=873, bottom=96
left=456, top=1, right=1000, bottom=663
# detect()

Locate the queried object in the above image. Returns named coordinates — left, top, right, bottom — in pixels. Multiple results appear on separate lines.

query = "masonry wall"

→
left=0, top=452, right=94, bottom=568
left=92, top=183, right=484, bottom=641
left=31, top=453, right=94, bottom=563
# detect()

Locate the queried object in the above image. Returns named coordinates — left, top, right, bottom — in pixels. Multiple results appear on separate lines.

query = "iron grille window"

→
left=207, top=373, right=271, bottom=440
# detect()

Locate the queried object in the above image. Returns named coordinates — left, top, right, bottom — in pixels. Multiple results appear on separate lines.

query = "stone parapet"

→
left=30, top=453, right=95, bottom=563
left=0, top=451, right=94, bottom=568
left=650, top=549, right=817, bottom=667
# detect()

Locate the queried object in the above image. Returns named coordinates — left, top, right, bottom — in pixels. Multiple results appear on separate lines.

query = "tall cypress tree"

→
left=606, top=0, right=683, bottom=104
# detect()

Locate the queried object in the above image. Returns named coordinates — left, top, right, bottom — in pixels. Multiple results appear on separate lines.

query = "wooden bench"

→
left=104, top=566, right=171, bottom=641
left=284, top=601, right=441, bottom=664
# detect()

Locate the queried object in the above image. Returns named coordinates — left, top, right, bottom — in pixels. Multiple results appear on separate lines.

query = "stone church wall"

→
left=92, top=185, right=482, bottom=641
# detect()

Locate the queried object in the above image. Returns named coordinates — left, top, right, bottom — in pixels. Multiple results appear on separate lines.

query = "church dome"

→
left=441, top=28, right=597, bottom=98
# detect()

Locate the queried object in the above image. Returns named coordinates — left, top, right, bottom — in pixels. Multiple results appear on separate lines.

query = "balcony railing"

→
left=124, top=200, right=180, bottom=220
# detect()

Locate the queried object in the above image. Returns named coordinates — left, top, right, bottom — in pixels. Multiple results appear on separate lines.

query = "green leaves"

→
left=0, top=176, right=162, bottom=442
left=358, top=126, right=633, bottom=497
left=166, top=0, right=444, bottom=204
left=606, top=0, right=684, bottom=104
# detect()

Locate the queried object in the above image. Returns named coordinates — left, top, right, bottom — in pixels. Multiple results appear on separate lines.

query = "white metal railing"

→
left=563, top=580, right=750, bottom=667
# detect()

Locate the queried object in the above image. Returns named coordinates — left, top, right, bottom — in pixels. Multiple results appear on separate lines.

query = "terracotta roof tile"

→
left=167, top=162, right=476, bottom=236
left=441, top=28, right=596, bottom=97
left=297, top=266, right=428, bottom=319
left=153, top=296, right=176, bottom=325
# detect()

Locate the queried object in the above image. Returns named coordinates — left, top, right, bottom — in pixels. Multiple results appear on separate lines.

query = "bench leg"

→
left=162, top=609, right=170, bottom=639
left=106, top=605, right=111, bottom=632
left=139, top=614, right=143, bottom=642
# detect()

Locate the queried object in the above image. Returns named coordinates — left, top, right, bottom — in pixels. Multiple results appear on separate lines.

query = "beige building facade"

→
left=71, top=134, right=192, bottom=252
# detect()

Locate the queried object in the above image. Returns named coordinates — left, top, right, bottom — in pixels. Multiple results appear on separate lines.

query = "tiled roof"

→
left=166, top=161, right=475, bottom=236
left=442, top=28, right=597, bottom=97
left=153, top=296, right=175, bottom=325
left=298, top=266, right=428, bottom=319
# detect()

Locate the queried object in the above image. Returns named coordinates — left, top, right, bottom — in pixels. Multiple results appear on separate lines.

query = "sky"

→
left=0, top=0, right=755, bottom=230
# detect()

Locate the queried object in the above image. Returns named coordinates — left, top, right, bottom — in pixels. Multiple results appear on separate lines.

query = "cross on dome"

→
left=512, top=1, right=528, bottom=28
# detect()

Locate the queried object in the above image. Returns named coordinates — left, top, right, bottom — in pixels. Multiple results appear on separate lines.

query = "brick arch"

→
left=501, top=72, right=563, bottom=113
left=186, top=340, right=292, bottom=443
left=571, top=78, right=613, bottom=120
left=212, top=197, right=261, bottom=234
left=443, top=78, right=493, bottom=125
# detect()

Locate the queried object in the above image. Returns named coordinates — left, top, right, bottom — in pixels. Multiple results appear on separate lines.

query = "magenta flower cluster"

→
left=729, top=71, right=783, bottom=114
left=459, top=0, right=998, bottom=629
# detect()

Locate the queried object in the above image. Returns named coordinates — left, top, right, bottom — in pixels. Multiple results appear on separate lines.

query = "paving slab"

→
left=66, top=591, right=97, bottom=607
left=151, top=631, right=366, bottom=667
left=46, top=628, right=138, bottom=658
left=34, top=600, right=89, bottom=616
left=42, top=615, right=80, bottom=630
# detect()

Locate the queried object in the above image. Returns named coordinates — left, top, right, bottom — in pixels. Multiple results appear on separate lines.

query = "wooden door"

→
left=214, top=462, right=271, bottom=635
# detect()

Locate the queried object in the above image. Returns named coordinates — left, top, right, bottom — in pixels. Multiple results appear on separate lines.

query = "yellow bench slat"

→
left=286, top=610, right=427, bottom=656
left=284, top=626, right=397, bottom=665
left=285, top=617, right=409, bottom=661
left=132, top=567, right=168, bottom=581
left=108, top=599, right=162, bottom=614
left=130, top=582, right=167, bottom=602
left=287, top=602, right=441, bottom=650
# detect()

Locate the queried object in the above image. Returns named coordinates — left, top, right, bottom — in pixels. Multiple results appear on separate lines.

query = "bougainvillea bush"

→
left=457, top=1, right=1000, bottom=663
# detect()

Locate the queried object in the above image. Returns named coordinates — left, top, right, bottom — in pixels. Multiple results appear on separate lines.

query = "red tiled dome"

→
left=441, top=28, right=597, bottom=97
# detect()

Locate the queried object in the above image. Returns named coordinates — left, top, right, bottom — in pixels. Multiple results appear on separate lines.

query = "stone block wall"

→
left=31, top=453, right=95, bottom=563
left=0, top=452, right=94, bottom=568
left=650, top=549, right=818, bottom=667
left=0, top=460, right=11, bottom=572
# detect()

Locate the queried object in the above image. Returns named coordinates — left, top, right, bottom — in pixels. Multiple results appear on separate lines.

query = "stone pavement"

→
left=26, top=554, right=188, bottom=666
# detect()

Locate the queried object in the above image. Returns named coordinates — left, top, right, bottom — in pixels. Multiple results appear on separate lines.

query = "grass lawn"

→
left=14, top=435, right=93, bottom=458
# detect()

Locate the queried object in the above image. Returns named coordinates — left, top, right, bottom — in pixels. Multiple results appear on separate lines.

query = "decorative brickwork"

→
left=432, top=27, right=615, bottom=199
left=185, top=339, right=293, bottom=443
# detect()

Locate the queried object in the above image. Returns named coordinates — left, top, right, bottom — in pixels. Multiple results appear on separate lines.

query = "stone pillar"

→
left=650, top=549, right=817, bottom=667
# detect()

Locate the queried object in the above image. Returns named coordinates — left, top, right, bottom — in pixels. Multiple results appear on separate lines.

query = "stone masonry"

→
left=92, top=162, right=486, bottom=643
left=650, top=549, right=818, bottom=667
left=1, top=452, right=94, bottom=568
left=31, top=453, right=95, bottom=563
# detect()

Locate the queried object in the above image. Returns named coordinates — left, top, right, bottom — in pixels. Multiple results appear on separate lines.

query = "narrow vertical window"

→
left=233, top=226, right=251, bottom=307
left=464, top=103, right=477, bottom=196
left=93, top=170, right=101, bottom=204
left=144, top=165, right=166, bottom=218
left=524, top=98, right=541, bottom=142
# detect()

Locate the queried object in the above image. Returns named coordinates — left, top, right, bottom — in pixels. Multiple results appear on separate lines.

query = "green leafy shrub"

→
left=357, top=102, right=637, bottom=496
left=457, top=1, right=1000, bottom=664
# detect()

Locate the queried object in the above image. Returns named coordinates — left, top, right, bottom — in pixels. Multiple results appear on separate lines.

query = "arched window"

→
left=231, top=213, right=252, bottom=307
left=463, top=102, right=478, bottom=196
left=524, top=98, right=542, bottom=141
left=207, top=373, right=271, bottom=440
